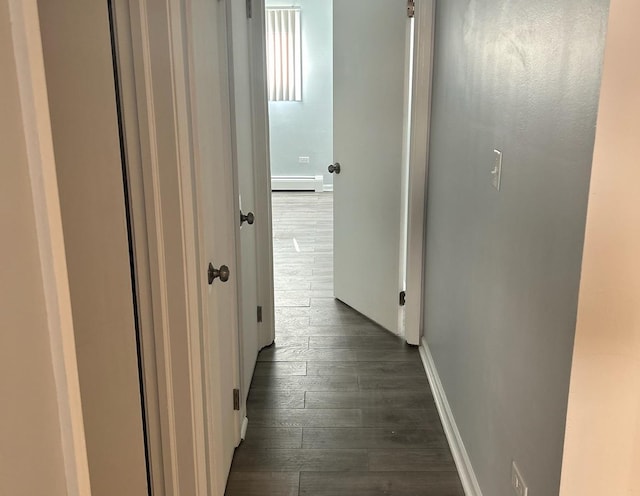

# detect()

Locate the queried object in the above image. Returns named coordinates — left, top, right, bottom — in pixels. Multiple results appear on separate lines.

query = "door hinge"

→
left=246, top=0, right=252, bottom=19
left=233, top=388, right=240, bottom=410
left=257, top=305, right=263, bottom=323
left=407, top=0, right=415, bottom=18
left=399, top=291, right=406, bottom=306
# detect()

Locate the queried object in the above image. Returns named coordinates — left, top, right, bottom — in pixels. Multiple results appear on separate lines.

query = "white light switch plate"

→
left=492, top=149, right=502, bottom=190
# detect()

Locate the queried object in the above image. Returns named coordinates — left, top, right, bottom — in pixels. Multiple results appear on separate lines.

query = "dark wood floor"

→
left=226, top=193, right=463, bottom=496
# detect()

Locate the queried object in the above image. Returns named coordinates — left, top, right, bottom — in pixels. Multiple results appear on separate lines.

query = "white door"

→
left=332, top=0, right=409, bottom=334
left=228, top=0, right=261, bottom=410
left=189, top=0, right=242, bottom=490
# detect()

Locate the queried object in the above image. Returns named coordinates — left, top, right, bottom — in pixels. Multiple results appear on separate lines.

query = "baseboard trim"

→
left=419, top=339, right=483, bottom=496
left=323, top=184, right=333, bottom=192
left=271, top=175, right=324, bottom=192
left=240, top=416, right=248, bottom=440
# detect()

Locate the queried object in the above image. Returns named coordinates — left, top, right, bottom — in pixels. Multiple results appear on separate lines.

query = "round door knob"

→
left=328, top=162, right=341, bottom=174
left=208, top=263, right=230, bottom=284
left=240, top=210, right=255, bottom=226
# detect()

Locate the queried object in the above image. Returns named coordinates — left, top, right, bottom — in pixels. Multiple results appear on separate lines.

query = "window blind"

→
left=266, top=8, right=302, bottom=102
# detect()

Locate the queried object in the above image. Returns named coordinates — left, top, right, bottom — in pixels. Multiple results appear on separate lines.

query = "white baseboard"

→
left=420, top=339, right=483, bottom=496
left=271, top=175, right=324, bottom=192
left=240, top=416, right=248, bottom=440
left=323, top=183, right=333, bottom=192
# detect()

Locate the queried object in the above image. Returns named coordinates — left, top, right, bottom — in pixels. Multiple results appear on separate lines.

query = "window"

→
left=266, top=8, right=302, bottom=102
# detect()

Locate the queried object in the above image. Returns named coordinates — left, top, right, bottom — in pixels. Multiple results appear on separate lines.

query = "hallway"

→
left=226, top=193, right=463, bottom=495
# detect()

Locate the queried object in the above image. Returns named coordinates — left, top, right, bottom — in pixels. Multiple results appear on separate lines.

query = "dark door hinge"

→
left=257, top=305, right=263, bottom=323
left=233, top=388, right=240, bottom=410
left=407, top=0, right=415, bottom=18
left=399, top=291, right=406, bottom=306
left=246, top=0, right=252, bottom=19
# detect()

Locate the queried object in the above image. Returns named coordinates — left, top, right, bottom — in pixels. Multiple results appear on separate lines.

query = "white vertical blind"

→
left=266, top=8, right=302, bottom=101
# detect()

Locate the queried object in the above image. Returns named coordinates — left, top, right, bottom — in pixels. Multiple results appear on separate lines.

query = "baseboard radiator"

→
left=271, top=175, right=324, bottom=192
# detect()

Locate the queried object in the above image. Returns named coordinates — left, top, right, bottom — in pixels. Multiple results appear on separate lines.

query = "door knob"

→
left=328, top=162, right=341, bottom=174
left=240, top=210, right=255, bottom=226
left=208, top=263, right=230, bottom=284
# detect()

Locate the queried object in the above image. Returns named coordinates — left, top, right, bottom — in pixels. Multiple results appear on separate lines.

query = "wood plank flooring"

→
left=226, top=193, right=463, bottom=496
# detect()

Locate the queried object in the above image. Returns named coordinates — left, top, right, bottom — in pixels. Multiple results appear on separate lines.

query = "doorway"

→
left=266, top=0, right=412, bottom=342
left=265, top=1, right=339, bottom=342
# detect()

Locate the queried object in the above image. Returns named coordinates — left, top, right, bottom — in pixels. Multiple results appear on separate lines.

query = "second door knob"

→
left=240, top=210, right=255, bottom=226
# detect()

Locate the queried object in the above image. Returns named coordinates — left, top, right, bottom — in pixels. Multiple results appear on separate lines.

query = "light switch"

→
left=491, top=149, right=502, bottom=191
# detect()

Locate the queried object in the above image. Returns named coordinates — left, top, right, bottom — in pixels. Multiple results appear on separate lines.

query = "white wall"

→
left=37, top=2, right=148, bottom=494
left=267, top=0, right=333, bottom=186
left=560, top=0, right=640, bottom=492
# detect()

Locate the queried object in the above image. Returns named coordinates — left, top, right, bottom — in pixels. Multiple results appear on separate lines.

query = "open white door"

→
left=188, top=0, right=242, bottom=490
left=332, top=0, right=409, bottom=334
left=227, top=0, right=260, bottom=414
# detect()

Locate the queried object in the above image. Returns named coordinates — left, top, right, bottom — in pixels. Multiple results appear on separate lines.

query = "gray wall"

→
left=267, top=0, right=333, bottom=186
left=423, top=1, right=609, bottom=495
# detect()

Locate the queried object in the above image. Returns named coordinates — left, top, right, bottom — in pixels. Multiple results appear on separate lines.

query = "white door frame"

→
left=115, top=0, right=242, bottom=494
left=7, top=1, right=91, bottom=494
left=246, top=0, right=277, bottom=350
left=404, top=0, right=436, bottom=345
left=109, top=1, right=166, bottom=493
left=248, top=1, right=435, bottom=346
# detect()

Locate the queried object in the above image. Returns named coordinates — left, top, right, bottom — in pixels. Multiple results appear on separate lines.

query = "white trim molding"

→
left=247, top=0, right=276, bottom=351
left=240, top=417, right=249, bottom=440
left=420, top=339, right=483, bottom=496
left=8, top=1, right=91, bottom=494
left=271, top=175, right=324, bottom=192
left=404, top=0, right=435, bottom=345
